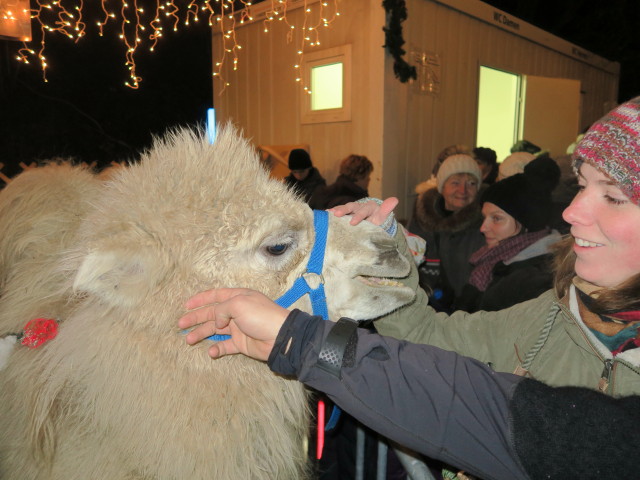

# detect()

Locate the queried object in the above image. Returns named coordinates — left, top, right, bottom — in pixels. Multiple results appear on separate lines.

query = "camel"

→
left=0, top=125, right=415, bottom=479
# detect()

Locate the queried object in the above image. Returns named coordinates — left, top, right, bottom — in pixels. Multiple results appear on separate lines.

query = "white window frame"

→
left=300, top=44, right=352, bottom=124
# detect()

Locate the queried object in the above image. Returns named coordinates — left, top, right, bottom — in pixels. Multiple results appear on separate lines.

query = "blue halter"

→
left=273, top=209, right=329, bottom=318
left=207, top=209, right=330, bottom=340
left=206, top=209, right=340, bottom=430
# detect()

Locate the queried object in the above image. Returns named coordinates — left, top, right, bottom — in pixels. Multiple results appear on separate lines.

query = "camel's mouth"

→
left=355, top=275, right=406, bottom=288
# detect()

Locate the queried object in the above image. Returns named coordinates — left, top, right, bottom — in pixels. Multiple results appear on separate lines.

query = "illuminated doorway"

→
left=476, top=66, right=522, bottom=163
left=477, top=66, right=581, bottom=162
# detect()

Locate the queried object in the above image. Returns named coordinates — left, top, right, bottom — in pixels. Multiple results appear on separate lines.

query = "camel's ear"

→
left=74, top=249, right=164, bottom=307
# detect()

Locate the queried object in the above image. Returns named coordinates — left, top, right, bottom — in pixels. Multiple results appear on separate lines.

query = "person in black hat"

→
left=283, top=148, right=326, bottom=204
left=455, top=154, right=562, bottom=312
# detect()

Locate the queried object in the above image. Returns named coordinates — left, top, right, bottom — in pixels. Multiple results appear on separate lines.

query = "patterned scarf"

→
left=573, top=277, right=640, bottom=356
left=469, top=230, right=549, bottom=291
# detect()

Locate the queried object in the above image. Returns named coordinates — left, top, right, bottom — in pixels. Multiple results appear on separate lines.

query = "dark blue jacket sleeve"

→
left=267, top=309, right=529, bottom=480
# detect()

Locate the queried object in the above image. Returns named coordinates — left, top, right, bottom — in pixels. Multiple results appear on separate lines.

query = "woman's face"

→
left=441, top=173, right=479, bottom=212
left=563, top=162, right=640, bottom=288
left=480, top=202, right=522, bottom=248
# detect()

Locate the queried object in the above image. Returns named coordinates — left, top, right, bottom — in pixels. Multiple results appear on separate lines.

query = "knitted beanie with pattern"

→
left=436, top=154, right=482, bottom=193
left=573, top=97, right=640, bottom=205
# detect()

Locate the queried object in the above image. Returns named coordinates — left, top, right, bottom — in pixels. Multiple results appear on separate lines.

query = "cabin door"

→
left=477, top=67, right=582, bottom=161
left=521, top=75, right=581, bottom=158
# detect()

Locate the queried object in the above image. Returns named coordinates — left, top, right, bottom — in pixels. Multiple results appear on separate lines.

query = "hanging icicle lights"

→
left=258, top=0, right=339, bottom=94
left=14, top=0, right=340, bottom=90
left=1, top=8, right=19, bottom=23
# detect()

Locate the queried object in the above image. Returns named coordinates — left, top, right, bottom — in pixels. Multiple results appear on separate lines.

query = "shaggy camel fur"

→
left=0, top=163, right=101, bottom=327
left=0, top=125, right=415, bottom=480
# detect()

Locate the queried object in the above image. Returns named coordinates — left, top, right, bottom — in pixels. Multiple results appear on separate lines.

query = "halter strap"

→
left=274, top=209, right=329, bottom=319
left=206, top=209, right=330, bottom=341
left=205, top=209, right=340, bottom=436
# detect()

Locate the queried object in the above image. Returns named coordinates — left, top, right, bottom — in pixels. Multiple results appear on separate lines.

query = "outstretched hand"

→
left=178, top=288, right=290, bottom=361
left=329, top=197, right=399, bottom=226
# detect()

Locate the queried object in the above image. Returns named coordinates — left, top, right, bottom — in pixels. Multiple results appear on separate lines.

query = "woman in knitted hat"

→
left=408, top=154, right=485, bottom=311
left=455, top=155, right=562, bottom=312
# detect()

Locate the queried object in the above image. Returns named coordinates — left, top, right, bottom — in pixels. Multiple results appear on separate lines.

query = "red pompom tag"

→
left=21, top=318, right=59, bottom=349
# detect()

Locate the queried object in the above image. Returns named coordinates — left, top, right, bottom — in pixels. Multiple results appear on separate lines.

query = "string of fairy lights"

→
left=10, top=0, right=340, bottom=90
left=1, top=7, right=18, bottom=21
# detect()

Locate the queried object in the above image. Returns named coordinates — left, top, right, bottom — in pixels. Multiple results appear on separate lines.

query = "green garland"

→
left=382, top=0, right=417, bottom=83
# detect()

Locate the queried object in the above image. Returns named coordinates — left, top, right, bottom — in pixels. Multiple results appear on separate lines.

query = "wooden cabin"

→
left=211, top=0, right=619, bottom=221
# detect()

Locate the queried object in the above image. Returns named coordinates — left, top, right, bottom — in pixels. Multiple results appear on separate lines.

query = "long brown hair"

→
left=552, top=235, right=640, bottom=313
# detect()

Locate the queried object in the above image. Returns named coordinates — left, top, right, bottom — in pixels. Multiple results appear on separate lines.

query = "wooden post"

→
left=0, top=163, right=11, bottom=185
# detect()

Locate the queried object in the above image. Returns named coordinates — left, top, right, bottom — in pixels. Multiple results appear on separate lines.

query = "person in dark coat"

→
left=455, top=154, right=562, bottom=312
left=408, top=154, right=484, bottom=312
left=283, top=148, right=326, bottom=204
left=178, top=288, right=640, bottom=480
left=309, top=154, right=373, bottom=210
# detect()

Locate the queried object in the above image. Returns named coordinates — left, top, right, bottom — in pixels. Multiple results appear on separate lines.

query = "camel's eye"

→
left=257, top=231, right=299, bottom=267
left=266, top=243, right=288, bottom=256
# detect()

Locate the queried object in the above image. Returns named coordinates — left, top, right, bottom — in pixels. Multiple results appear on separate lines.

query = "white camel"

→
left=0, top=125, right=415, bottom=479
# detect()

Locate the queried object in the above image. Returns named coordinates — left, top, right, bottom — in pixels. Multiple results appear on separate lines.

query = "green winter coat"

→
left=375, top=231, right=640, bottom=397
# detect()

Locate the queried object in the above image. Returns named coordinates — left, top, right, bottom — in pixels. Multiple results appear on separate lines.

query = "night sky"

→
left=483, top=0, right=640, bottom=103
left=1, top=6, right=213, bottom=177
left=1, top=1, right=639, bottom=179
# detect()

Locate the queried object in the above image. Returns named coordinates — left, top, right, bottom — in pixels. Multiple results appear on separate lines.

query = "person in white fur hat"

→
left=497, top=151, right=536, bottom=181
left=408, top=154, right=484, bottom=312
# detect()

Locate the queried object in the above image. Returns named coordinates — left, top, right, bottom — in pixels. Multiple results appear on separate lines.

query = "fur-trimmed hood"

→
left=415, top=177, right=437, bottom=195
left=413, top=187, right=482, bottom=234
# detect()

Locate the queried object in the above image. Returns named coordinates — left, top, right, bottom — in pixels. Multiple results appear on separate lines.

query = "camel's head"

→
left=319, top=213, right=414, bottom=320
left=70, top=125, right=414, bottom=333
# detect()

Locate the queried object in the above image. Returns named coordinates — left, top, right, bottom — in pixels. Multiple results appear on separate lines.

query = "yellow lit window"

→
left=311, top=62, right=343, bottom=110
left=301, top=45, right=351, bottom=124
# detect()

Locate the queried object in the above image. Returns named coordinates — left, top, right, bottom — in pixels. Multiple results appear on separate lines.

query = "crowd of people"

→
left=187, top=97, right=640, bottom=479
